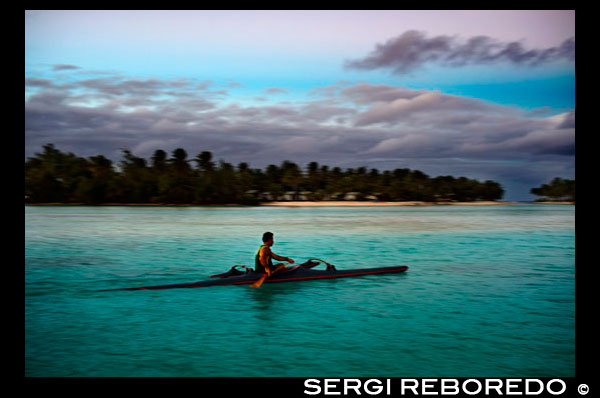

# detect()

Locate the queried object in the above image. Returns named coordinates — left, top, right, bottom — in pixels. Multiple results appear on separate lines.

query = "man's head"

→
left=262, top=231, right=274, bottom=246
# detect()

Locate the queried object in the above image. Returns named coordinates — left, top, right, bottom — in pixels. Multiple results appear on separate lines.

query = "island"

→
left=24, top=144, right=570, bottom=206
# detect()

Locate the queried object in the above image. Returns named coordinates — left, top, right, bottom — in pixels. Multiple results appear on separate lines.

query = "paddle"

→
left=249, top=261, right=292, bottom=288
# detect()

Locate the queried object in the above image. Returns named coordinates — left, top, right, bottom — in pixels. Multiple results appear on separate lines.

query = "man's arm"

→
left=271, top=252, right=290, bottom=262
left=261, top=246, right=294, bottom=264
left=272, top=251, right=294, bottom=263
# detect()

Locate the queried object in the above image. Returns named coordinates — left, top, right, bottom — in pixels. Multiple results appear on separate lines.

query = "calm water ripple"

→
left=25, top=205, right=574, bottom=376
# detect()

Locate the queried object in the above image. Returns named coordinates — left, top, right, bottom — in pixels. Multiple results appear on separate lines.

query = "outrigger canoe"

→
left=100, top=259, right=408, bottom=291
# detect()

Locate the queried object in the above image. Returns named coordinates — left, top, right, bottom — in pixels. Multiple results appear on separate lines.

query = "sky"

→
left=25, top=10, right=575, bottom=200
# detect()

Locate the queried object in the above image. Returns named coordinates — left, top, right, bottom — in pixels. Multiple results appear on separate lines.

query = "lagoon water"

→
left=25, top=205, right=574, bottom=377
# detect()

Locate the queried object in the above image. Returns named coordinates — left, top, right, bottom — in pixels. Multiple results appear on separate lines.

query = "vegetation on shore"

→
left=530, top=178, right=575, bottom=202
left=25, top=144, right=509, bottom=205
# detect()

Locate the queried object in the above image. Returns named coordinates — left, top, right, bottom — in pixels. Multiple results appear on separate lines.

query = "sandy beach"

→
left=26, top=201, right=519, bottom=207
left=261, top=201, right=517, bottom=207
left=531, top=201, right=575, bottom=205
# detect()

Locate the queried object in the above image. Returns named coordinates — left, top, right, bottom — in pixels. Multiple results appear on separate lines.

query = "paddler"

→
left=250, top=232, right=295, bottom=288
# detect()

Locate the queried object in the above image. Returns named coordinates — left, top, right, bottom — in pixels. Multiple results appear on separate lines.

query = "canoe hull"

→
left=102, top=265, right=408, bottom=291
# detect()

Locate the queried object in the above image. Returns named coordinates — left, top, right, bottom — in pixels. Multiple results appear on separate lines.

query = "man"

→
left=250, top=232, right=295, bottom=288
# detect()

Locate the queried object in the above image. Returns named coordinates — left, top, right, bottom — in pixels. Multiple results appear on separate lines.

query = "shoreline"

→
left=24, top=200, right=535, bottom=207
left=261, top=201, right=518, bottom=207
left=530, top=201, right=575, bottom=205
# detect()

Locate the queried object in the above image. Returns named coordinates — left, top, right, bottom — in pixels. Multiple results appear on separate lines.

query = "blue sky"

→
left=25, top=10, right=575, bottom=200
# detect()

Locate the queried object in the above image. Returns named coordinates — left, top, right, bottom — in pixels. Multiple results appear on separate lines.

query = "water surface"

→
left=25, top=205, right=575, bottom=376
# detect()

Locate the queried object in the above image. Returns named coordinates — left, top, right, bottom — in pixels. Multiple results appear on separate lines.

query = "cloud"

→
left=25, top=71, right=572, bottom=163
left=366, top=134, right=434, bottom=154
left=458, top=127, right=574, bottom=158
left=345, top=30, right=575, bottom=74
left=353, top=89, right=495, bottom=126
left=278, top=136, right=321, bottom=153
left=264, top=87, right=288, bottom=94
left=25, top=78, right=58, bottom=88
left=52, top=64, right=81, bottom=71
left=77, top=76, right=202, bottom=97
left=549, top=111, right=575, bottom=129
left=341, top=83, right=425, bottom=104
left=355, top=91, right=444, bottom=126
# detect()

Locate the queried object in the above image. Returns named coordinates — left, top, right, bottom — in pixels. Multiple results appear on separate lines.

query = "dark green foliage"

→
left=25, top=144, right=507, bottom=204
left=530, top=178, right=575, bottom=202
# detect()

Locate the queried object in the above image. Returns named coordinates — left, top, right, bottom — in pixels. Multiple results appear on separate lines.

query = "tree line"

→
left=25, top=144, right=506, bottom=205
left=530, top=178, right=575, bottom=202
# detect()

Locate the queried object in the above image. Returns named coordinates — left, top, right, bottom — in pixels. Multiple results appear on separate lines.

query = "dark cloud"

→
left=345, top=30, right=575, bottom=74
left=52, top=64, right=81, bottom=71
left=76, top=76, right=201, bottom=97
left=557, top=110, right=575, bottom=129
left=25, top=78, right=57, bottom=88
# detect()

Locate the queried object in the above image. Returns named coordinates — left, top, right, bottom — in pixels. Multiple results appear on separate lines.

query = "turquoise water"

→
left=25, top=205, right=575, bottom=377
